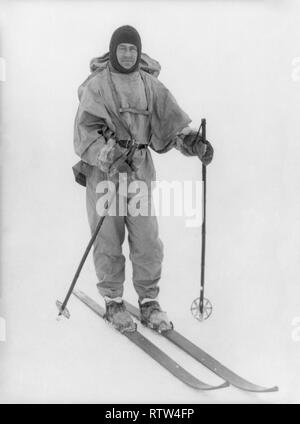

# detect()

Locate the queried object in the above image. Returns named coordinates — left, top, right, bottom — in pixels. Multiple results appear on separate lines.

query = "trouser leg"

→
left=125, top=189, right=164, bottom=301
left=86, top=169, right=126, bottom=298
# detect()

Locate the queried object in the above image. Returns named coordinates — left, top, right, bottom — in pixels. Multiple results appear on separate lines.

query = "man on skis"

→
left=73, top=25, right=213, bottom=333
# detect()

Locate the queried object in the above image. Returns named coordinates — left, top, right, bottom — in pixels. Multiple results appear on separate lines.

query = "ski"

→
left=73, top=290, right=229, bottom=391
left=124, top=300, right=279, bottom=393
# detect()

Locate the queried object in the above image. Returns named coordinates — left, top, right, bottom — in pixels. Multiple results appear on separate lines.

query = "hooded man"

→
left=73, top=25, right=213, bottom=333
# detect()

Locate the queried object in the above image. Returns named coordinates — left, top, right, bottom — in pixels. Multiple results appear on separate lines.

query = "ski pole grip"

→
left=201, top=118, right=206, bottom=141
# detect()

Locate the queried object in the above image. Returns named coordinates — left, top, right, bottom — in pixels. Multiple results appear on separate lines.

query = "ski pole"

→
left=199, top=119, right=207, bottom=316
left=191, top=119, right=212, bottom=321
left=56, top=141, right=139, bottom=319
left=56, top=181, right=119, bottom=319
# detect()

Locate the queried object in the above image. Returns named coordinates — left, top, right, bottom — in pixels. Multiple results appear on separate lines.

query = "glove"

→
left=97, top=138, right=134, bottom=176
left=183, top=131, right=214, bottom=165
left=193, top=138, right=214, bottom=165
left=97, top=138, right=118, bottom=172
left=96, top=138, right=126, bottom=174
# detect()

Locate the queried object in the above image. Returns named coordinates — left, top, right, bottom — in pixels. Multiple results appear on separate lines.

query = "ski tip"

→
left=237, top=384, right=279, bottom=393
left=260, top=385, right=279, bottom=393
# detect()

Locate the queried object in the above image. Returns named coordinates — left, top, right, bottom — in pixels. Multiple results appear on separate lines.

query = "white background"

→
left=1, top=0, right=300, bottom=403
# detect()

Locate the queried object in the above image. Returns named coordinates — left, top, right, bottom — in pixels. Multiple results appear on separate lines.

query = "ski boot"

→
left=139, top=299, right=173, bottom=333
left=104, top=298, right=137, bottom=333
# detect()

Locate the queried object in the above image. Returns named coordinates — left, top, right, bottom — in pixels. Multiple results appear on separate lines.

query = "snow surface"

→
left=1, top=0, right=300, bottom=404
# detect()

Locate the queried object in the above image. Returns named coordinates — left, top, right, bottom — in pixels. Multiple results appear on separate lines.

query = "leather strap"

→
left=117, top=139, right=148, bottom=149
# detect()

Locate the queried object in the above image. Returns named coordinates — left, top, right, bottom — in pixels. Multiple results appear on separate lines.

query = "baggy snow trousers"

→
left=86, top=165, right=164, bottom=301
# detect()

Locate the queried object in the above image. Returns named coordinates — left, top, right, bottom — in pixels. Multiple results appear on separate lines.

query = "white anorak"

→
left=73, top=53, right=193, bottom=300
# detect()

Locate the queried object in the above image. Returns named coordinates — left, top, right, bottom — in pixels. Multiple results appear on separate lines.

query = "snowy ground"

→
left=1, top=0, right=300, bottom=404
left=1, top=201, right=299, bottom=404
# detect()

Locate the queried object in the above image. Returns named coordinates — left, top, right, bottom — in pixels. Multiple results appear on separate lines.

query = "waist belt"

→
left=117, top=139, right=148, bottom=150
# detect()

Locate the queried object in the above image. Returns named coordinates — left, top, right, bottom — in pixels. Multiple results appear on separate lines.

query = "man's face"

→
left=116, top=43, right=138, bottom=69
